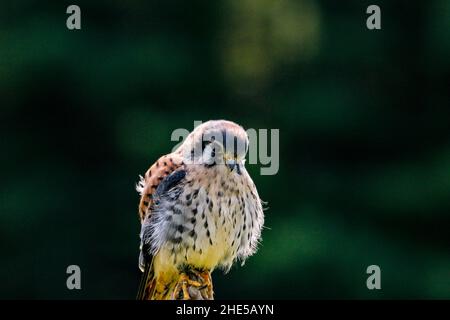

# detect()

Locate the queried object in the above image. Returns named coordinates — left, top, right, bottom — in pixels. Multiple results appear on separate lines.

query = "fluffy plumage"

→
left=136, top=120, right=264, bottom=300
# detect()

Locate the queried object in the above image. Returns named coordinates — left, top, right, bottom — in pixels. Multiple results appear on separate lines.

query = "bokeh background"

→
left=1, top=0, right=449, bottom=299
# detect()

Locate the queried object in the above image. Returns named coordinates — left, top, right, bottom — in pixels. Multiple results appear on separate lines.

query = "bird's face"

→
left=180, top=120, right=249, bottom=175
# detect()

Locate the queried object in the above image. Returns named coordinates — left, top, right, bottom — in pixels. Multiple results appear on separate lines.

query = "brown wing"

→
left=137, top=152, right=184, bottom=223
left=136, top=152, right=184, bottom=300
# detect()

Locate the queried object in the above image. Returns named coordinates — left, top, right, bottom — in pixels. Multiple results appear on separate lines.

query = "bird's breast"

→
left=157, top=168, right=249, bottom=271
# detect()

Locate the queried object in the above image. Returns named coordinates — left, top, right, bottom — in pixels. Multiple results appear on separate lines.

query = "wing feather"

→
left=136, top=152, right=185, bottom=300
left=137, top=153, right=184, bottom=222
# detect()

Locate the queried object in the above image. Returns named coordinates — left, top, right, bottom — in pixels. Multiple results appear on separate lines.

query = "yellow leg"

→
left=199, top=271, right=213, bottom=297
left=186, top=269, right=213, bottom=299
left=172, top=273, right=203, bottom=300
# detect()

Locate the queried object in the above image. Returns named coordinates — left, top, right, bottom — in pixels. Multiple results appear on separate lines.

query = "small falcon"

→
left=136, top=120, right=265, bottom=300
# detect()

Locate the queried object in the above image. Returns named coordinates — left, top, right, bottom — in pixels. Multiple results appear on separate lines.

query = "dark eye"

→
left=201, top=140, right=211, bottom=151
left=203, top=142, right=217, bottom=168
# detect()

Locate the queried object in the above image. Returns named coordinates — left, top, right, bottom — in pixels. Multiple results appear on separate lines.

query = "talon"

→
left=173, top=272, right=204, bottom=300
left=179, top=273, right=202, bottom=287
left=189, top=270, right=213, bottom=299
left=199, top=271, right=212, bottom=288
left=181, top=281, right=190, bottom=300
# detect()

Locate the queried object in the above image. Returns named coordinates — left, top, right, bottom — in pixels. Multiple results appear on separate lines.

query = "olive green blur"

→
left=0, top=1, right=449, bottom=299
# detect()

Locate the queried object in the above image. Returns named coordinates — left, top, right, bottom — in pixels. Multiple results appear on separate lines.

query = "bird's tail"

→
left=137, top=259, right=178, bottom=300
left=136, top=260, right=156, bottom=300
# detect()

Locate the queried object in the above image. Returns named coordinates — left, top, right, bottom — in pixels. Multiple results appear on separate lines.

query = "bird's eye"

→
left=201, top=140, right=212, bottom=151
left=203, top=143, right=217, bottom=168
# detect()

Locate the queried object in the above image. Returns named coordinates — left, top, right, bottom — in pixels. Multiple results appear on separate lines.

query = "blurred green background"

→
left=1, top=0, right=449, bottom=299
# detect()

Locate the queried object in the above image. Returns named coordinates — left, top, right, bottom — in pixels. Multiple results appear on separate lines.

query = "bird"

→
left=135, top=120, right=265, bottom=300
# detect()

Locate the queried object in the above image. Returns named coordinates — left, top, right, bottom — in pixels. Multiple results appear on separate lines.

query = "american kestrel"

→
left=136, top=120, right=265, bottom=300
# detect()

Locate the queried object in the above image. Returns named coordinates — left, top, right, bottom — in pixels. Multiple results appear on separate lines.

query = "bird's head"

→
left=179, top=120, right=249, bottom=174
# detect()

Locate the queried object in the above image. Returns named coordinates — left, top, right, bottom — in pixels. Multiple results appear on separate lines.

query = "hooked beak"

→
left=226, top=160, right=237, bottom=171
left=225, top=158, right=241, bottom=175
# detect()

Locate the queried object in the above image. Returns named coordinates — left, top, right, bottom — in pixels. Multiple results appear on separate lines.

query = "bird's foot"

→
left=172, top=269, right=214, bottom=300
left=173, top=273, right=203, bottom=300
left=196, top=270, right=213, bottom=297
